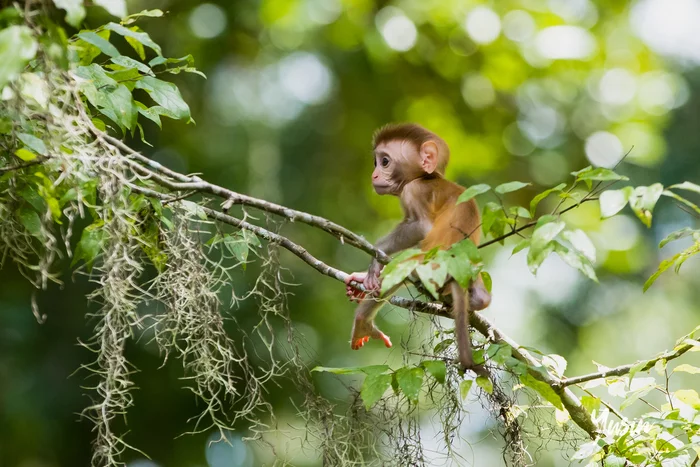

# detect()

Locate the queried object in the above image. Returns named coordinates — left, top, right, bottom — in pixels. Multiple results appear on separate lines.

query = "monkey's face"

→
left=372, top=140, right=424, bottom=195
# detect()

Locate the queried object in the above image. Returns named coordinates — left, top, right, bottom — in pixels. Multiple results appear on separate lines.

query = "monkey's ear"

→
left=420, top=141, right=439, bottom=174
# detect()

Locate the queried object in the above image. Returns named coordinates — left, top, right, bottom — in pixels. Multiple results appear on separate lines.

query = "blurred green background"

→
left=2, top=0, right=700, bottom=465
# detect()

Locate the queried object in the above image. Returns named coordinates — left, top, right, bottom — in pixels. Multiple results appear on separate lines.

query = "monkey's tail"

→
left=449, top=280, right=473, bottom=370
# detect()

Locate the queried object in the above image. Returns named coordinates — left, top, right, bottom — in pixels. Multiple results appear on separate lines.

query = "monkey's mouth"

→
left=372, top=183, right=392, bottom=194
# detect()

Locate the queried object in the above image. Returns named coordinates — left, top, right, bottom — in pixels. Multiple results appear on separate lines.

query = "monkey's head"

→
left=370, top=123, right=450, bottom=195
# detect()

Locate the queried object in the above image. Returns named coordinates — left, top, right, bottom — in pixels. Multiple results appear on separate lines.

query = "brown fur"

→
left=348, top=123, right=491, bottom=372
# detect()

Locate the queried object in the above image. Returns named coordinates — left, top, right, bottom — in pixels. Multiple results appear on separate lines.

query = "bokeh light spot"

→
left=584, top=131, right=623, bottom=168
left=305, top=0, right=342, bottom=25
left=503, top=123, right=534, bottom=156
left=189, top=4, right=227, bottom=39
left=597, top=216, right=640, bottom=251
left=279, top=52, right=332, bottom=105
left=465, top=7, right=501, bottom=45
left=461, top=74, right=495, bottom=109
left=598, top=68, right=636, bottom=105
left=632, top=0, right=700, bottom=64
left=503, top=10, right=535, bottom=43
left=377, top=10, right=418, bottom=52
left=535, top=26, right=596, bottom=60
left=205, top=432, right=253, bottom=467
left=638, top=71, right=689, bottom=115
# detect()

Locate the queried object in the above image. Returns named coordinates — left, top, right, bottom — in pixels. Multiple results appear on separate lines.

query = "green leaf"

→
left=77, top=31, right=120, bottom=57
left=17, top=133, right=48, bottom=156
left=15, top=148, right=37, bottom=161
left=643, top=242, right=700, bottom=292
left=0, top=26, right=38, bottom=89
left=449, top=238, right=481, bottom=262
left=395, top=367, right=424, bottom=403
left=242, top=229, right=262, bottom=248
left=456, top=184, right=490, bottom=204
left=19, top=185, right=45, bottom=212
left=18, top=206, right=42, bottom=238
left=580, top=395, right=601, bottom=415
left=72, top=222, right=106, bottom=269
left=599, top=187, right=634, bottom=218
left=224, top=234, right=248, bottom=262
left=654, top=358, right=667, bottom=376
left=527, top=221, right=565, bottom=275
left=603, top=454, right=626, bottom=467
left=482, top=202, right=507, bottom=241
left=542, top=354, right=567, bottom=377
left=554, top=243, right=597, bottom=281
left=495, top=181, right=530, bottom=194
left=381, top=257, right=420, bottom=294
left=644, top=254, right=678, bottom=292
left=421, top=360, right=446, bottom=385
left=94, top=0, right=127, bottom=18
left=416, top=261, right=448, bottom=299
left=662, top=190, right=700, bottom=217
left=360, top=373, right=392, bottom=409
left=629, top=184, right=664, bottom=228
left=659, top=228, right=699, bottom=248
left=476, top=375, right=493, bottom=394
left=627, top=360, right=648, bottom=386
left=134, top=76, right=191, bottom=121
left=110, top=55, right=152, bottom=74
left=519, top=373, right=563, bottom=410
left=535, top=215, right=557, bottom=227
left=509, top=206, right=531, bottom=219
left=53, top=0, right=85, bottom=27
left=673, top=364, right=700, bottom=375
left=620, top=384, right=656, bottom=410
left=74, top=64, right=137, bottom=131
left=433, top=338, right=454, bottom=354
left=105, top=22, right=162, bottom=55
left=669, top=181, right=700, bottom=195
left=674, top=389, right=700, bottom=409
left=530, top=183, right=567, bottom=216
left=135, top=101, right=162, bottom=128
left=481, top=271, right=492, bottom=293
left=571, top=440, right=604, bottom=461
left=512, top=238, right=529, bottom=255
left=122, top=9, right=164, bottom=25
left=312, top=365, right=390, bottom=375
left=561, top=229, right=596, bottom=262
left=459, top=380, right=473, bottom=400
left=180, top=199, right=208, bottom=220
left=574, top=167, right=629, bottom=183
left=441, top=240, right=481, bottom=288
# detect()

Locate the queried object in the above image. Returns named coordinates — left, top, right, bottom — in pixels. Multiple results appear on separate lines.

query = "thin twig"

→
left=558, top=344, right=694, bottom=388
left=0, top=156, right=48, bottom=173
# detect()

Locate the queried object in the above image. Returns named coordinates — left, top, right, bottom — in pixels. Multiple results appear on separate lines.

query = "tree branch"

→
left=558, top=342, right=695, bottom=388
left=130, top=184, right=601, bottom=438
left=0, top=156, right=48, bottom=173
left=104, top=133, right=388, bottom=264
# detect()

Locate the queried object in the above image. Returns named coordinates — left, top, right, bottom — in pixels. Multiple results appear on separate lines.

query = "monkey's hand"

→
left=345, top=272, right=368, bottom=302
left=365, top=259, right=383, bottom=292
left=350, top=317, right=392, bottom=350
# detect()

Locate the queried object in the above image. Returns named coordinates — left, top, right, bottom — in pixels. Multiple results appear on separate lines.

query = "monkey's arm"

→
left=364, top=219, right=426, bottom=290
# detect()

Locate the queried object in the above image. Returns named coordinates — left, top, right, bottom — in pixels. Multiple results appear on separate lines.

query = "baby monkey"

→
left=345, top=123, right=491, bottom=371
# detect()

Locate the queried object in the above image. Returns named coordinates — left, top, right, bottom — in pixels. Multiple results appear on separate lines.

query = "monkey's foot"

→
left=351, top=330, right=392, bottom=350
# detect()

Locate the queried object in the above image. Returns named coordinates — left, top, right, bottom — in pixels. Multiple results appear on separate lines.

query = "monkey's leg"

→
left=350, top=284, right=400, bottom=350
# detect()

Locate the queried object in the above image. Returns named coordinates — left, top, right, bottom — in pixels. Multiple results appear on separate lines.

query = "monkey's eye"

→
left=381, top=157, right=390, bottom=168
